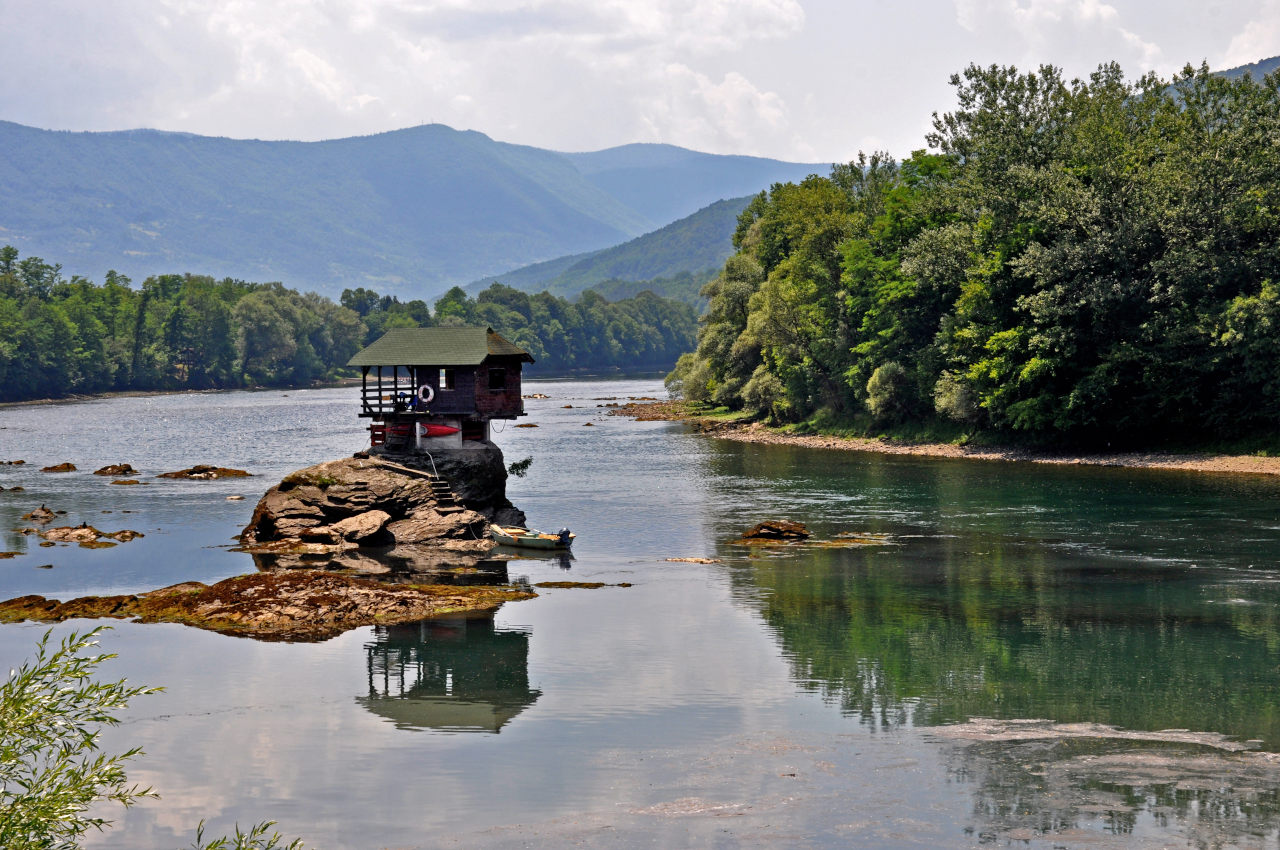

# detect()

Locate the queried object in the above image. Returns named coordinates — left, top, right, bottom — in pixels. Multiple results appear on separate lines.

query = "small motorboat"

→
left=490, top=525, right=575, bottom=550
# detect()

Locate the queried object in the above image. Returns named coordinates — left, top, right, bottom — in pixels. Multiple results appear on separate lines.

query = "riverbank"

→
left=0, top=377, right=363, bottom=409
left=615, top=400, right=1280, bottom=476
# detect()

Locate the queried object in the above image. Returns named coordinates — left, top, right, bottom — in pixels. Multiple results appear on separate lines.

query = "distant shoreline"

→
left=0, top=379, right=364, bottom=410
left=614, top=401, right=1280, bottom=477
left=0, top=372, right=670, bottom=410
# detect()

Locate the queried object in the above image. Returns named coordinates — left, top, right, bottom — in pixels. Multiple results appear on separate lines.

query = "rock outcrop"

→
left=239, top=455, right=501, bottom=574
left=370, top=442, right=526, bottom=526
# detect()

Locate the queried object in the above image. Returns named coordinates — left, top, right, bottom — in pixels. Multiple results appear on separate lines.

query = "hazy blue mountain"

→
left=468, top=196, right=750, bottom=300
left=1218, top=55, right=1280, bottom=80
left=564, top=144, right=821, bottom=227
left=0, top=121, right=819, bottom=298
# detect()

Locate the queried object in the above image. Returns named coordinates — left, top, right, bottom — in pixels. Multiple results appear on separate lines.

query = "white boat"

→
left=490, top=525, right=575, bottom=550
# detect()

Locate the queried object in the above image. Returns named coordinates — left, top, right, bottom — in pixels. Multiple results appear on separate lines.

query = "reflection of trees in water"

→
left=725, top=535, right=1280, bottom=746
left=358, top=616, right=540, bottom=733
left=947, top=734, right=1280, bottom=847
left=703, top=438, right=1280, bottom=844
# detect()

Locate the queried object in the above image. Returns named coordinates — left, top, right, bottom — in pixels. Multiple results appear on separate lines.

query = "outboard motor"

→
left=557, top=527, right=572, bottom=545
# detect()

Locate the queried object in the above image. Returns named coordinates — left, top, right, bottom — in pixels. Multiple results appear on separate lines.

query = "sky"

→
left=2, top=0, right=1278, bottom=164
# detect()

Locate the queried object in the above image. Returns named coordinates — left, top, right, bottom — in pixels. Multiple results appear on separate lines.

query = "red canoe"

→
left=419, top=423, right=461, bottom=438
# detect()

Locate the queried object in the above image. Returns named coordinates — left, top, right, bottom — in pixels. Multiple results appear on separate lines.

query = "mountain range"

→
left=0, top=120, right=819, bottom=299
left=465, top=195, right=750, bottom=302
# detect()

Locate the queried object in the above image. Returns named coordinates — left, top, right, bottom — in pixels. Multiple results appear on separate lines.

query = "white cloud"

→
left=1, top=0, right=1273, bottom=162
left=1220, top=0, right=1280, bottom=68
left=0, top=0, right=807, bottom=155
left=953, top=0, right=1162, bottom=73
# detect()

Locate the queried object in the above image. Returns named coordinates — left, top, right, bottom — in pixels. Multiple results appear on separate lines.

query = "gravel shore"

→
left=615, top=401, right=1280, bottom=476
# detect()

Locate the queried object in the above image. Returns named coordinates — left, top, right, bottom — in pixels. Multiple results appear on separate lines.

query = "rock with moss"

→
left=0, top=572, right=536, bottom=641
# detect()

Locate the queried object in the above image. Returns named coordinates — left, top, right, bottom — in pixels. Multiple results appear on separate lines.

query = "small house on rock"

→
left=348, top=327, right=534, bottom=451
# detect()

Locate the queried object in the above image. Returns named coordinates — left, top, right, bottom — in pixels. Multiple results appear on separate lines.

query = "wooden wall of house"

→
left=409, top=357, right=524, bottom=419
left=475, top=357, right=524, bottom=419
left=416, top=365, right=478, bottom=416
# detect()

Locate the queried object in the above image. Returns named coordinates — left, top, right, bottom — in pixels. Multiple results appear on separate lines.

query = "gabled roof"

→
left=347, top=327, right=534, bottom=367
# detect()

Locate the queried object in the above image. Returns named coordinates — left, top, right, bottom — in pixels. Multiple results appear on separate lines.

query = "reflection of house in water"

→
left=358, top=616, right=540, bottom=733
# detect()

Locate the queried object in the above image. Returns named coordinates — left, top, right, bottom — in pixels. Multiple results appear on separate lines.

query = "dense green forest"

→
left=0, top=247, right=697, bottom=402
left=668, top=62, right=1280, bottom=446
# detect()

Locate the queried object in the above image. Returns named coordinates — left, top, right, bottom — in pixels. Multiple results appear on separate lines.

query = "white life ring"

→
left=417, top=384, right=435, bottom=404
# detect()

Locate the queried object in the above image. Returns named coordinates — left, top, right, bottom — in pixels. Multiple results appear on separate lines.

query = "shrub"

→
left=865, top=361, right=911, bottom=423
left=0, top=628, right=160, bottom=850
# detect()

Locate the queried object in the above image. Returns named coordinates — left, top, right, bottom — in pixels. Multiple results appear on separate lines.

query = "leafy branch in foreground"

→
left=189, top=820, right=305, bottom=850
left=1, top=627, right=307, bottom=849
left=0, top=627, right=161, bottom=850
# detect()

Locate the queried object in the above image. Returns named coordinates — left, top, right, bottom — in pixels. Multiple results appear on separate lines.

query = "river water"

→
left=3, top=379, right=1280, bottom=848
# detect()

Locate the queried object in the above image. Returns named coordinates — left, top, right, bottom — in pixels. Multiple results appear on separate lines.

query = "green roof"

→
left=347, top=327, right=534, bottom=367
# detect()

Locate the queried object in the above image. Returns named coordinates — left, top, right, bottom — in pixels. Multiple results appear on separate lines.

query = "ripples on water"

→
left=3, top=379, right=1280, bottom=847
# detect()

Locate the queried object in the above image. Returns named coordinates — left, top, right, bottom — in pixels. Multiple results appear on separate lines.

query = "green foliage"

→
left=670, top=60, right=1280, bottom=447
left=0, top=627, right=160, bottom=850
left=463, top=196, right=751, bottom=307
left=0, top=253, right=369, bottom=401
left=506, top=456, right=534, bottom=477
left=2, top=628, right=306, bottom=850
left=437, top=284, right=697, bottom=373
left=865, top=362, right=911, bottom=423
left=188, top=820, right=304, bottom=850
left=0, top=245, right=695, bottom=400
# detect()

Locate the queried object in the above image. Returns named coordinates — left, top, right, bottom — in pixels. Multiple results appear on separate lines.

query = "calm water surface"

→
left=3, top=380, right=1280, bottom=848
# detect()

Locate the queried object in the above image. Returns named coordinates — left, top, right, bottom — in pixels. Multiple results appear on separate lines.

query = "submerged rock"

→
left=38, top=524, right=143, bottom=545
left=738, top=520, right=810, bottom=542
left=42, top=524, right=104, bottom=543
left=158, top=464, right=251, bottom=480
left=0, top=571, right=537, bottom=641
left=22, top=505, right=57, bottom=523
left=95, top=463, right=138, bottom=476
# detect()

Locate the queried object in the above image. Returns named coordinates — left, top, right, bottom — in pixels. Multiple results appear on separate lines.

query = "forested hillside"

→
left=564, top=145, right=818, bottom=228
left=0, top=247, right=696, bottom=402
left=0, top=121, right=817, bottom=299
left=669, top=63, right=1280, bottom=447
left=468, top=196, right=749, bottom=303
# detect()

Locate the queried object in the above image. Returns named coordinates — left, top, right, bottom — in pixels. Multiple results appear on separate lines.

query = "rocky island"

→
left=0, top=444, right=536, bottom=640
left=0, top=325, right=549, bottom=639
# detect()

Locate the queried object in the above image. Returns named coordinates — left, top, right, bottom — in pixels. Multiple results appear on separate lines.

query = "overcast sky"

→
left=3, top=0, right=1277, bottom=163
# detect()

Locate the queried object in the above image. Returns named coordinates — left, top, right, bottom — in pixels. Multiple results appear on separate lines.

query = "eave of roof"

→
left=347, top=327, right=534, bottom=367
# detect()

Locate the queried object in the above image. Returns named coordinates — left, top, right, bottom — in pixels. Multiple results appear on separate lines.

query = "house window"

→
left=439, top=368, right=455, bottom=390
left=488, top=368, right=506, bottom=391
